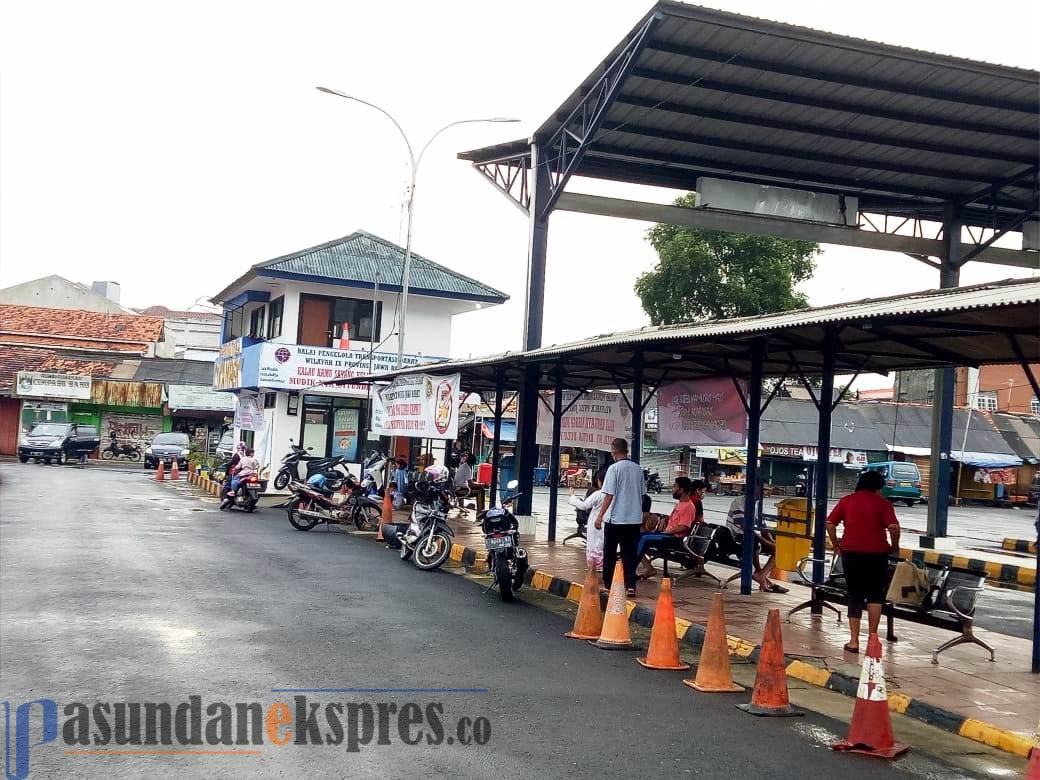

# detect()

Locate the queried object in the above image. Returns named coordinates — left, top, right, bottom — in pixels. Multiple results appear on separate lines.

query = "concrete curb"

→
left=447, top=540, right=1037, bottom=758
left=899, top=547, right=1036, bottom=591
left=1002, top=537, right=1038, bottom=555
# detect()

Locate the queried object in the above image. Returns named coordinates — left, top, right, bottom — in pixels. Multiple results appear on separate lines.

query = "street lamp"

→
left=316, top=86, right=519, bottom=368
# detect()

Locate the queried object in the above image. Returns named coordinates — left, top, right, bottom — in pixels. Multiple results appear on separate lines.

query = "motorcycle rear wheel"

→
left=273, top=471, right=290, bottom=491
left=101, top=450, right=115, bottom=460
left=413, top=532, right=451, bottom=570
left=496, top=555, right=514, bottom=602
left=130, top=451, right=142, bottom=462
left=288, top=501, right=320, bottom=531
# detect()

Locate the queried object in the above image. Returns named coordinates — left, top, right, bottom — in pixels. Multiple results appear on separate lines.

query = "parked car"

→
left=144, top=432, right=191, bottom=470
left=214, top=429, right=235, bottom=459
left=861, top=461, right=923, bottom=506
left=18, top=422, right=100, bottom=465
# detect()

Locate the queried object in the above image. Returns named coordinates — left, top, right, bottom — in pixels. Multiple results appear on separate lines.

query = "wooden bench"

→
left=787, top=555, right=994, bottom=664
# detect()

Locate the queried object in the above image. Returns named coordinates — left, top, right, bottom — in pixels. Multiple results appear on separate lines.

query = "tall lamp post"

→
left=316, top=87, right=518, bottom=369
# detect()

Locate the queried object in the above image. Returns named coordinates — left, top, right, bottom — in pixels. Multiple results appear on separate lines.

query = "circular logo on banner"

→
left=274, top=347, right=291, bottom=364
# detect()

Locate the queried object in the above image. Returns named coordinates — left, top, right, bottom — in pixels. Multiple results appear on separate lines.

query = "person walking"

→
left=594, top=438, right=645, bottom=596
left=826, top=469, right=901, bottom=654
left=568, top=468, right=607, bottom=571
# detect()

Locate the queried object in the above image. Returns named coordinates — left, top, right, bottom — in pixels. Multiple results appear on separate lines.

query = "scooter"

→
left=644, top=467, right=664, bottom=494
left=273, top=439, right=351, bottom=490
left=219, top=472, right=267, bottom=513
left=397, top=468, right=454, bottom=571
left=359, top=450, right=390, bottom=496
left=476, top=479, right=528, bottom=602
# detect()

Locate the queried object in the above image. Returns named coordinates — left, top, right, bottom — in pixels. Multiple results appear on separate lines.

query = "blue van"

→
left=861, top=461, right=923, bottom=506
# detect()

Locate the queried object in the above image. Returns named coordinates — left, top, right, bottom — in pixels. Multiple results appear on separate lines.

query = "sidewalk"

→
left=445, top=514, right=1040, bottom=756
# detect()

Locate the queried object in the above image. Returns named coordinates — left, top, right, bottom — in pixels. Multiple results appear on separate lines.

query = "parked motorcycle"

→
left=101, top=438, right=143, bottom=462
left=644, top=467, right=664, bottom=494
left=219, top=472, right=267, bottom=512
left=795, top=469, right=809, bottom=498
left=476, top=479, right=528, bottom=602
left=273, top=439, right=352, bottom=490
left=359, top=450, right=391, bottom=497
left=397, top=467, right=454, bottom=571
left=286, top=473, right=382, bottom=531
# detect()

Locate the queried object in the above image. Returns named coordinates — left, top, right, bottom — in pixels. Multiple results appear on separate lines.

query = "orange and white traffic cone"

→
left=637, top=578, right=689, bottom=670
left=564, top=569, right=604, bottom=640
left=736, top=608, right=803, bottom=717
left=592, top=562, right=635, bottom=651
left=683, top=592, right=744, bottom=692
left=832, top=633, right=909, bottom=759
left=170, top=460, right=180, bottom=480
left=155, top=461, right=165, bottom=481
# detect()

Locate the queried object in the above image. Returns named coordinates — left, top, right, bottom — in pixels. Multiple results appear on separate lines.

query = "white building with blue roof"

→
left=210, top=231, right=507, bottom=475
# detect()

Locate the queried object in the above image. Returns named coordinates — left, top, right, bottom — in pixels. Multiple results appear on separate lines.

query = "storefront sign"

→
left=535, top=390, right=631, bottom=453
left=762, top=443, right=804, bottom=459
left=331, top=407, right=360, bottom=461
left=234, top=395, right=265, bottom=432
left=256, top=344, right=442, bottom=396
left=91, top=380, right=163, bottom=408
left=802, top=446, right=867, bottom=466
left=213, top=338, right=244, bottom=391
left=657, top=378, right=747, bottom=447
left=974, top=467, right=1016, bottom=485
left=371, top=373, right=460, bottom=439
left=15, top=371, right=92, bottom=400
left=168, top=384, right=236, bottom=412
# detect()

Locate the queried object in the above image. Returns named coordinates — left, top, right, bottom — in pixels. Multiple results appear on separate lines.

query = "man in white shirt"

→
left=595, top=437, right=646, bottom=595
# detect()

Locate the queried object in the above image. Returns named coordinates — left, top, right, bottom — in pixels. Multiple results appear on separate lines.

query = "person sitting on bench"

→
left=636, top=477, right=702, bottom=579
left=726, top=482, right=787, bottom=594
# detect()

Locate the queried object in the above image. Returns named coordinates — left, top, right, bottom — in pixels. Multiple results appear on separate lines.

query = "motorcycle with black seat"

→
left=476, top=479, right=528, bottom=602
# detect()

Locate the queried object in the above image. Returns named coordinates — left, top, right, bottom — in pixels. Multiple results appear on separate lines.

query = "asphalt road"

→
left=0, top=464, right=1021, bottom=778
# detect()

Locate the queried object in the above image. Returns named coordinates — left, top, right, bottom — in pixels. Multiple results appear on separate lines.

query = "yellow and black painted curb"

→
left=899, top=547, right=1036, bottom=592
left=446, top=541, right=1037, bottom=758
left=1002, top=537, right=1038, bottom=555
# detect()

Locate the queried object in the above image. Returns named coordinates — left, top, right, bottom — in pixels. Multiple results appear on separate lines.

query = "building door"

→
left=299, top=296, right=331, bottom=347
left=0, top=398, right=21, bottom=455
left=301, top=397, right=330, bottom=457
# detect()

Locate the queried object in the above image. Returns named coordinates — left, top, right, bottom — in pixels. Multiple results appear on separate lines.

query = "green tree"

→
left=635, top=193, right=819, bottom=325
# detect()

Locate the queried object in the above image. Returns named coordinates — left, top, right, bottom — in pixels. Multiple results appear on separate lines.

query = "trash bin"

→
left=774, top=497, right=813, bottom=571
left=476, top=461, right=493, bottom=486
left=533, top=467, right=548, bottom=487
left=498, top=455, right=516, bottom=503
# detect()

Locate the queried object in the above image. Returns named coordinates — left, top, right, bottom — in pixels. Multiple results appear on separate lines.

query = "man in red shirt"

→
left=826, top=469, right=901, bottom=653
left=635, top=477, right=703, bottom=579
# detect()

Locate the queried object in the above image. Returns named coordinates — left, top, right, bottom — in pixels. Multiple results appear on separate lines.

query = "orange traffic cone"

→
left=155, top=461, right=165, bottom=481
left=637, top=578, right=690, bottom=670
left=564, top=569, right=604, bottom=640
left=592, top=562, right=635, bottom=651
left=170, top=460, right=180, bottom=480
left=832, top=633, right=909, bottom=758
left=377, top=487, right=393, bottom=541
left=683, top=592, right=744, bottom=692
left=736, top=608, right=803, bottom=717
left=770, top=563, right=788, bottom=583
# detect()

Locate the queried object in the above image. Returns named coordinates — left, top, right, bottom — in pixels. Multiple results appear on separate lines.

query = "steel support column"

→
left=925, top=204, right=962, bottom=544
left=547, top=365, right=564, bottom=542
left=740, top=341, right=765, bottom=596
left=812, top=330, right=838, bottom=595
left=630, top=355, right=644, bottom=463
left=489, top=368, right=505, bottom=503
left=514, top=142, right=552, bottom=517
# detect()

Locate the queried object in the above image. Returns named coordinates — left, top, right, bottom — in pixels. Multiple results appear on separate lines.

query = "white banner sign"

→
left=802, top=446, right=867, bottom=466
left=535, top=390, right=631, bottom=453
left=16, top=371, right=92, bottom=400
left=168, top=384, right=236, bottom=412
left=371, top=373, right=460, bottom=439
left=234, top=395, right=265, bottom=432
left=256, top=343, right=443, bottom=396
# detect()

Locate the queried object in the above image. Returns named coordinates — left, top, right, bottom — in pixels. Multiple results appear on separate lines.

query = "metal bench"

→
left=788, top=555, right=994, bottom=664
left=643, top=523, right=733, bottom=589
left=562, top=508, right=587, bottom=546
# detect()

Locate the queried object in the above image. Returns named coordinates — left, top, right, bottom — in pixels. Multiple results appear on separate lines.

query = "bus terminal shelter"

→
left=350, top=278, right=1040, bottom=671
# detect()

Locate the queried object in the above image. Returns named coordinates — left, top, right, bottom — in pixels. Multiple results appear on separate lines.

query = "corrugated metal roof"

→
left=461, top=1, right=1038, bottom=228
left=762, top=398, right=886, bottom=450
left=252, top=231, right=508, bottom=304
left=990, top=412, right=1040, bottom=462
left=856, top=402, right=1018, bottom=455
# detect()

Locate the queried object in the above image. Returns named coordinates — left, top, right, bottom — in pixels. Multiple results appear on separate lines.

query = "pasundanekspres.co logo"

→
left=3, top=689, right=491, bottom=779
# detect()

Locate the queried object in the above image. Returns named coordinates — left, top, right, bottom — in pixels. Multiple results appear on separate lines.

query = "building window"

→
left=1031, top=396, right=1040, bottom=416
left=248, top=306, right=265, bottom=339
left=268, top=297, right=284, bottom=339
left=331, top=297, right=380, bottom=342
left=298, top=294, right=381, bottom=347
left=974, top=391, right=998, bottom=412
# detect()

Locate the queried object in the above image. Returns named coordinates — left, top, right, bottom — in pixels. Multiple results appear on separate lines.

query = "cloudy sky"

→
left=2, top=0, right=1037, bottom=388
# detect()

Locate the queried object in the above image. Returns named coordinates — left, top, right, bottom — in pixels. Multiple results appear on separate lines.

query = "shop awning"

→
left=953, top=451, right=1024, bottom=468
left=481, top=420, right=517, bottom=443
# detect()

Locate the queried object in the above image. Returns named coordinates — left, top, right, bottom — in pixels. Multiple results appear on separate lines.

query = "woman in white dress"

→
left=567, top=469, right=607, bottom=571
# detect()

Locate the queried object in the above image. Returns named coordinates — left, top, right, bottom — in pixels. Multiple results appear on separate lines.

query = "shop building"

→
left=210, top=231, right=507, bottom=477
